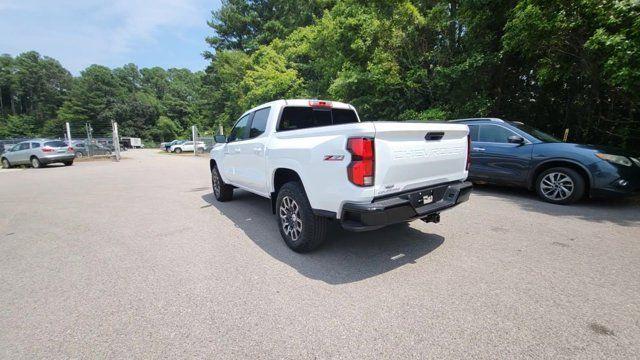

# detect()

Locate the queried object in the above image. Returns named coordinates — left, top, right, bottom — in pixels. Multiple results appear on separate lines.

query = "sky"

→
left=0, top=0, right=221, bottom=75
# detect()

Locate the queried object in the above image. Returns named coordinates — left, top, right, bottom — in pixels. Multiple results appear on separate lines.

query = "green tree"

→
left=152, top=115, right=181, bottom=142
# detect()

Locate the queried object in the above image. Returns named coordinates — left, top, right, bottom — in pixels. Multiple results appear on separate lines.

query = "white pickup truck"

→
left=210, top=99, right=472, bottom=252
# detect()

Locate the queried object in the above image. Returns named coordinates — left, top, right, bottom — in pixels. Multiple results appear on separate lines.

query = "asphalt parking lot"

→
left=1, top=149, right=639, bottom=358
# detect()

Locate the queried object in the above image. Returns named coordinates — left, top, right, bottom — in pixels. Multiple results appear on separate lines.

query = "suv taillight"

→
left=347, top=137, right=374, bottom=187
left=466, top=134, right=471, bottom=171
left=42, top=147, right=55, bottom=153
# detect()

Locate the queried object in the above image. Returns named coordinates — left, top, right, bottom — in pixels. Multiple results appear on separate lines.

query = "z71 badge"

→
left=323, top=155, right=345, bottom=161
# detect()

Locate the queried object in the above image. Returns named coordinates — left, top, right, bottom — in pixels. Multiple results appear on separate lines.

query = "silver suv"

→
left=1, top=139, right=75, bottom=169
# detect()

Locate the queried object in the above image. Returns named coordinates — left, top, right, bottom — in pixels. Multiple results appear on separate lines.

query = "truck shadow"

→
left=472, top=184, right=640, bottom=226
left=201, top=191, right=444, bottom=285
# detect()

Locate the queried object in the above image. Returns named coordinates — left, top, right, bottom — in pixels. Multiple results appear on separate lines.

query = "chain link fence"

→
left=1, top=121, right=123, bottom=162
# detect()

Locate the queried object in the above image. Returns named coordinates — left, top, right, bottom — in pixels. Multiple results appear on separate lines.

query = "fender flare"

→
left=528, top=158, right=593, bottom=189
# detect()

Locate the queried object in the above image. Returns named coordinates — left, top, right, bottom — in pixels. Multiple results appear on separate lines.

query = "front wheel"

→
left=64, top=160, right=73, bottom=166
left=276, top=182, right=327, bottom=253
left=174, top=148, right=182, bottom=154
left=211, top=165, right=233, bottom=201
left=1, top=158, right=10, bottom=169
left=535, top=167, right=585, bottom=205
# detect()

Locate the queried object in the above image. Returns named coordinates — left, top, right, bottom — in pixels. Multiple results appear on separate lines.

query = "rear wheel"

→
left=75, top=152, right=84, bottom=158
left=30, top=156, right=42, bottom=168
left=276, top=182, right=327, bottom=253
left=211, top=165, right=233, bottom=201
left=535, top=167, right=585, bottom=205
left=1, top=158, right=10, bottom=169
left=174, top=148, right=182, bottom=154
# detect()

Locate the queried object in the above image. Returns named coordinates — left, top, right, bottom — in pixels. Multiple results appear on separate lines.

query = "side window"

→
left=18, top=143, right=30, bottom=150
left=228, top=114, right=251, bottom=142
left=467, top=125, right=479, bottom=141
left=31, top=142, right=40, bottom=148
left=249, top=107, right=270, bottom=139
left=478, top=125, right=515, bottom=143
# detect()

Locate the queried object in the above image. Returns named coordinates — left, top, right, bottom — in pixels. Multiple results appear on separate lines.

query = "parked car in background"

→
left=69, top=141, right=112, bottom=158
left=211, top=99, right=472, bottom=252
left=164, top=140, right=185, bottom=152
left=1, top=139, right=74, bottom=168
left=170, top=141, right=205, bottom=154
left=452, top=118, right=640, bottom=204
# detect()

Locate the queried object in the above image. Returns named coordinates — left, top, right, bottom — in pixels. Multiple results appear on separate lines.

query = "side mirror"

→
left=214, top=135, right=227, bottom=143
left=508, top=135, right=525, bottom=144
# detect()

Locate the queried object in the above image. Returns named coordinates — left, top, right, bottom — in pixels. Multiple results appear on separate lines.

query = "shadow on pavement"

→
left=472, top=184, right=640, bottom=226
left=201, top=191, right=444, bottom=284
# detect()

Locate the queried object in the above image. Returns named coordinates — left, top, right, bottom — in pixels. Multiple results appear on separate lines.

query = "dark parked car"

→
left=452, top=118, right=640, bottom=204
left=70, top=141, right=112, bottom=158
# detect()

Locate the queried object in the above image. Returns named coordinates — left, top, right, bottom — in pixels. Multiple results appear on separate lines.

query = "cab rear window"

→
left=277, top=107, right=358, bottom=132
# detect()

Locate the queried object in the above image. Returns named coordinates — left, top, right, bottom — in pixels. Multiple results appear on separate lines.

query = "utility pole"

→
left=85, top=123, right=93, bottom=156
left=112, top=121, right=121, bottom=161
left=65, top=122, right=72, bottom=145
left=192, top=125, right=197, bottom=156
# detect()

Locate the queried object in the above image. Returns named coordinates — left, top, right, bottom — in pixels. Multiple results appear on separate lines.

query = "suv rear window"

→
left=277, top=107, right=358, bottom=132
left=44, top=141, right=67, bottom=148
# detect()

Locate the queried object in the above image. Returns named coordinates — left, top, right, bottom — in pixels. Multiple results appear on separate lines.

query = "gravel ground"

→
left=1, top=150, right=639, bottom=359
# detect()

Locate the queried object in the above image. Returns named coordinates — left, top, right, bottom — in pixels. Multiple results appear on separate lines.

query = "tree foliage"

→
left=203, top=0, right=640, bottom=150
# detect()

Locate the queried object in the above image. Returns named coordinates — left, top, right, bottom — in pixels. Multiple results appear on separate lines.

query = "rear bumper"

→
left=41, top=154, right=75, bottom=163
left=340, top=181, right=472, bottom=231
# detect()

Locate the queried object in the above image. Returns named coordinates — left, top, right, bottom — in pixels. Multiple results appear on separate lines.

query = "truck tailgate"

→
left=373, top=122, right=469, bottom=197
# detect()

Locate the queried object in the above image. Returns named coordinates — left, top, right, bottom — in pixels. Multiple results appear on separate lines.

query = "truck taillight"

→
left=347, top=137, right=374, bottom=187
left=466, top=134, right=471, bottom=171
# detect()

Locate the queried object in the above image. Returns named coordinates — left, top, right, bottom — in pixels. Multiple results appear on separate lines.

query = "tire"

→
left=75, top=152, right=84, bottom=158
left=30, top=156, right=42, bottom=168
left=276, top=182, right=327, bottom=253
left=64, top=160, right=73, bottom=166
left=174, top=148, right=182, bottom=154
left=1, top=158, right=10, bottom=169
left=535, top=167, right=585, bottom=205
left=211, top=165, right=233, bottom=202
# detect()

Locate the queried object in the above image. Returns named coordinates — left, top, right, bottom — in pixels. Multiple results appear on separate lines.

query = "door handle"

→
left=472, top=147, right=485, bottom=152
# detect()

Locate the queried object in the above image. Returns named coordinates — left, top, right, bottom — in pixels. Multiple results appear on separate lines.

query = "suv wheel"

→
left=276, top=182, right=327, bottom=253
left=75, top=152, right=83, bottom=158
left=174, top=148, right=182, bottom=154
left=211, top=165, right=233, bottom=201
left=535, top=167, right=585, bottom=205
left=1, top=158, right=10, bottom=169
left=30, top=156, right=42, bottom=168
left=64, top=160, right=74, bottom=166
